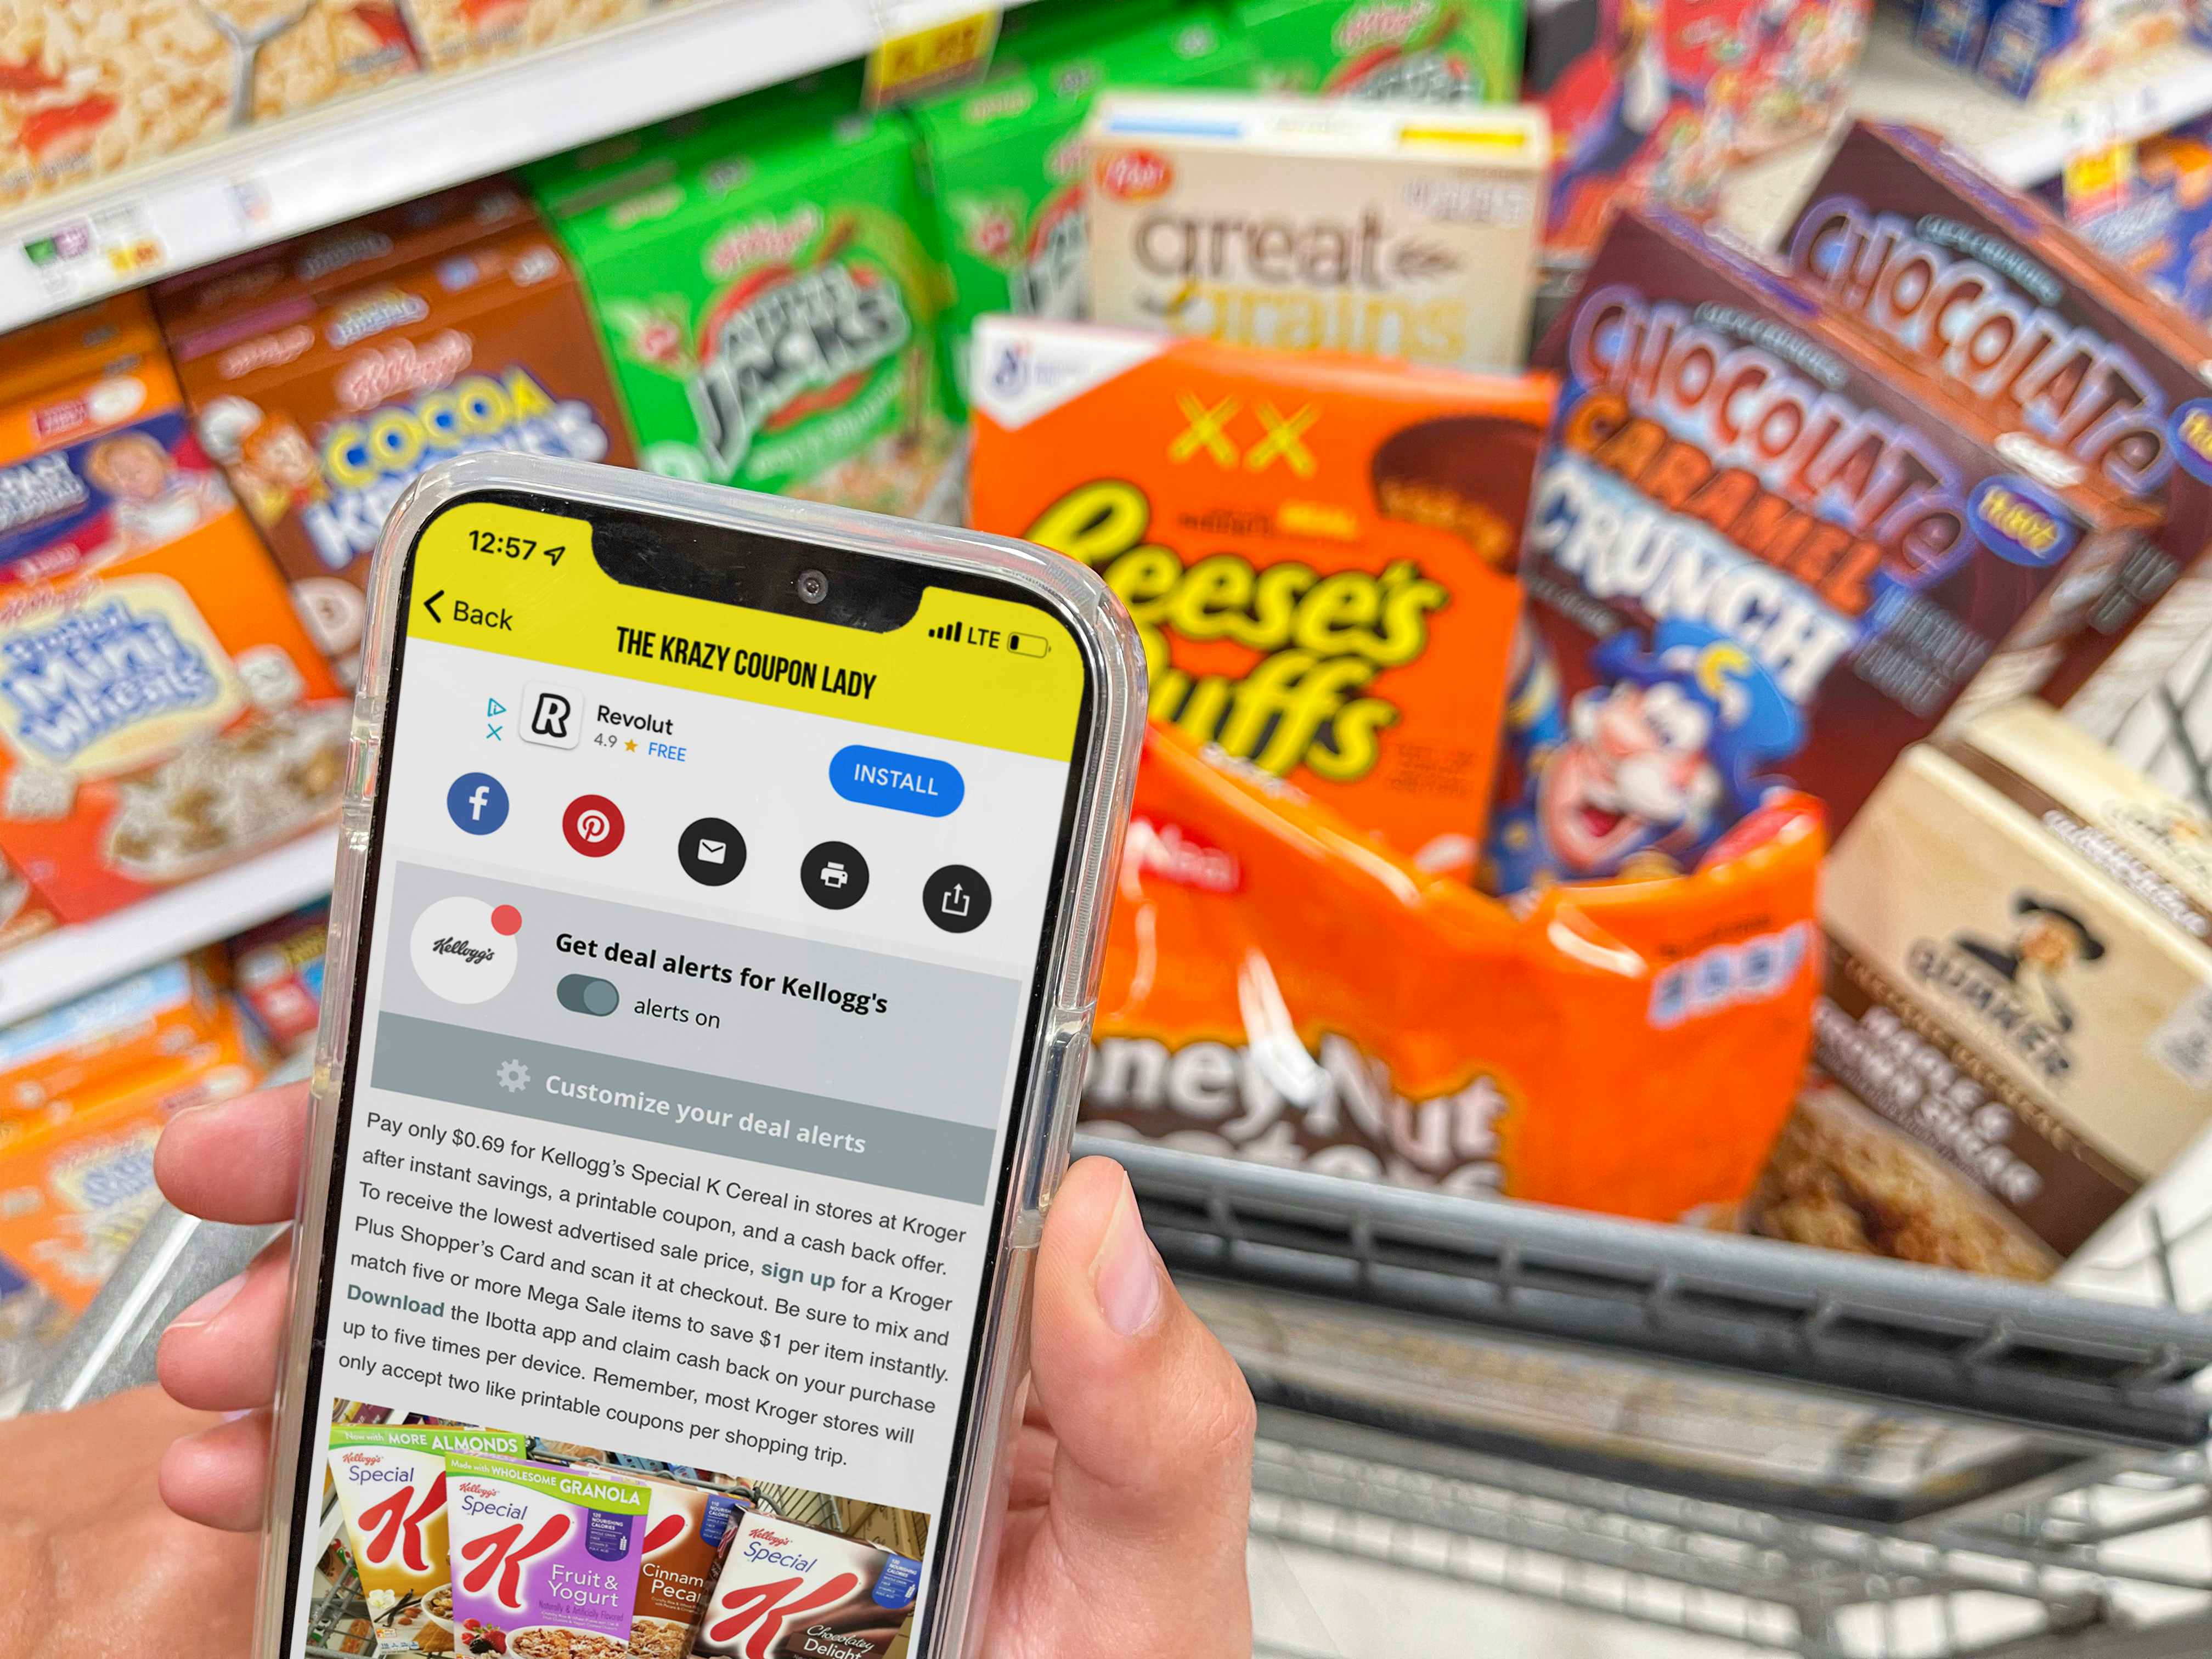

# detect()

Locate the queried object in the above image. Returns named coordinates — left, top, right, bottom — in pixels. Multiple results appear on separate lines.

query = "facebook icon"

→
left=446, top=772, right=510, bottom=836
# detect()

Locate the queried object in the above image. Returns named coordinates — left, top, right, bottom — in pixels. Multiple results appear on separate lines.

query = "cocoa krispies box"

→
left=1786, top=121, right=2212, bottom=742
left=1489, top=205, right=2162, bottom=893
left=0, top=295, right=349, bottom=923
left=159, top=199, right=633, bottom=681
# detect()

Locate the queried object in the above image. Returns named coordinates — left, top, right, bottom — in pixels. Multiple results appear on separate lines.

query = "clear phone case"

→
left=249, top=453, right=1146, bottom=1659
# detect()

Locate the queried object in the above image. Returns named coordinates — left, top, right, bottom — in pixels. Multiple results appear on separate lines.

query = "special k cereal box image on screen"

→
left=969, top=317, right=1554, bottom=875
left=0, top=296, right=349, bottom=923
left=441, top=1453, right=652, bottom=1658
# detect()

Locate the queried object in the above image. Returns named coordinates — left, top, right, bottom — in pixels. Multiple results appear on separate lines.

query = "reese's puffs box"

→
left=970, top=317, right=1551, bottom=876
left=1785, top=121, right=2212, bottom=741
left=1491, top=205, right=2162, bottom=894
left=1082, top=726, right=1824, bottom=1219
left=0, top=298, right=350, bottom=923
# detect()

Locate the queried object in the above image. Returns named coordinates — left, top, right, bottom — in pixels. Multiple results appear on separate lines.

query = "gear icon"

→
left=496, top=1058, right=531, bottom=1093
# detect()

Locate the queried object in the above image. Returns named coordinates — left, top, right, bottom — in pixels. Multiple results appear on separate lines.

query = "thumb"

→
left=1028, top=1157, right=1254, bottom=1644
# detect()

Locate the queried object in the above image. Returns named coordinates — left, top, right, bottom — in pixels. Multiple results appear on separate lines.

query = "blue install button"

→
left=830, top=745, right=964, bottom=817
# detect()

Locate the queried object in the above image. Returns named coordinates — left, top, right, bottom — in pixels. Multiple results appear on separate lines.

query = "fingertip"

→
left=155, top=1083, right=310, bottom=1224
left=159, top=1412, right=272, bottom=1533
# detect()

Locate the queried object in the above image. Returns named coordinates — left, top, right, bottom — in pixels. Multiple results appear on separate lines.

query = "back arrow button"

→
left=422, top=588, right=445, bottom=624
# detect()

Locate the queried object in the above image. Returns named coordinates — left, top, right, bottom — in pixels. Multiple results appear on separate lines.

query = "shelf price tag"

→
left=865, top=4, right=1000, bottom=107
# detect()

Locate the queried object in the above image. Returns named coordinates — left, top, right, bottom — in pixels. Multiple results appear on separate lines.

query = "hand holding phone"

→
left=170, top=455, right=1249, bottom=1659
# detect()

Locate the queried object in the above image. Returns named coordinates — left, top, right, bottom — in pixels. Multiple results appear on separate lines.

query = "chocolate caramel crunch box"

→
left=1489, top=205, right=2162, bottom=893
left=1788, top=121, right=2212, bottom=740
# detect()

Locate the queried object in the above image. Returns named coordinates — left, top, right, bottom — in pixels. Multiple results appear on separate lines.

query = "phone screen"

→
left=281, top=492, right=1094, bottom=1659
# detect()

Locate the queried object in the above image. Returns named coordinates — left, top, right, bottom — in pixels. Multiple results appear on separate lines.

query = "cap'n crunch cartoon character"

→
left=1488, top=619, right=1804, bottom=891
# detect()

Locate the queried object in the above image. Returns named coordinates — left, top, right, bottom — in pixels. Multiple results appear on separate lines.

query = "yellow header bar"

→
left=408, top=502, right=1084, bottom=761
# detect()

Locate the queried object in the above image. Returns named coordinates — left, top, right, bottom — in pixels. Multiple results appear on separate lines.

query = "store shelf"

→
left=0, top=0, right=970, bottom=332
left=0, top=828, right=336, bottom=1027
left=1724, top=8, right=2212, bottom=246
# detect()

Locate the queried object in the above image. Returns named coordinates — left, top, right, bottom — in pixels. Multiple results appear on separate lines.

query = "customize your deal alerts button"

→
left=828, top=744, right=964, bottom=817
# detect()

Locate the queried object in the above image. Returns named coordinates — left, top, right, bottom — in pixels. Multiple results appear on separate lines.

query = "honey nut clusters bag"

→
left=1084, top=726, right=1825, bottom=1222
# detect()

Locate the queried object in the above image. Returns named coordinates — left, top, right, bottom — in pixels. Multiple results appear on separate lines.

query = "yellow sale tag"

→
left=866, top=9, right=1000, bottom=108
left=2063, top=139, right=2134, bottom=221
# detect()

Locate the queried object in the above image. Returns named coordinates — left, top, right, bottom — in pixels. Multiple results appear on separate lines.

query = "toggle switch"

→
left=557, top=974, right=620, bottom=1017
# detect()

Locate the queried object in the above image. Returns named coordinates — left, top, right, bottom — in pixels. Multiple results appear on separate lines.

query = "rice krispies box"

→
left=163, top=212, right=633, bottom=681
left=1235, top=0, right=1526, bottom=102
left=971, top=317, right=1553, bottom=877
left=1493, top=206, right=2162, bottom=893
left=1787, top=121, right=2212, bottom=741
left=0, top=298, right=349, bottom=923
left=552, top=105, right=956, bottom=520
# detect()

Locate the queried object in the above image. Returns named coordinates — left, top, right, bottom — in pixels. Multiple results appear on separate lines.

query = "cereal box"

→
left=970, top=317, right=1550, bottom=875
left=553, top=104, right=957, bottom=518
left=0, top=952, right=226, bottom=1111
left=165, top=212, right=634, bottom=681
left=629, top=1476, right=743, bottom=1658
left=694, top=1510, right=919, bottom=1659
left=1531, top=0, right=1871, bottom=269
left=0, top=299, right=350, bottom=923
left=910, top=9, right=1254, bottom=410
left=0, top=852, right=55, bottom=955
left=0, top=0, right=419, bottom=207
left=154, top=178, right=538, bottom=347
left=1492, top=206, right=2162, bottom=893
left=407, top=0, right=648, bottom=75
left=228, top=901, right=328, bottom=1054
left=1085, top=93, right=1549, bottom=374
left=1235, top=0, right=1525, bottom=101
left=1753, top=700, right=2212, bottom=1279
left=1788, top=121, right=2212, bottom=741
left=1975, top=0, right=2185, bottom=99
left=327, top=1425, right=528, bottom=1654
left=443, top=1453, right=652, bottom=1659
left=0, top=998, right=262, bottom=1310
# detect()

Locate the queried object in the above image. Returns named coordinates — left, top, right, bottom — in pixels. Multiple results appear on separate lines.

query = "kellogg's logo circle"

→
left=1098, top=150, right=1172, bottom=201
left=410, top=896, right=521, bottom=1005
left=2171, top=400, right=2212, bottom=486
left=1967, top=475, right=2078, bottom=569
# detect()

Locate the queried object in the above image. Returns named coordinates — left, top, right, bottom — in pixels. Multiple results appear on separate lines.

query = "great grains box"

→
left=970, top=315, right=1552, bottom=876
left=1786, top=120, right=2212, bottom=741
left=1084, top=92, right=1548, bottom=372
left=1491, top=205, right=2161, bottom=892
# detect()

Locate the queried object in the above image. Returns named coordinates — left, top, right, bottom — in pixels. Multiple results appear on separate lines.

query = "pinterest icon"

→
left=561, top=794, right=625, bottom=857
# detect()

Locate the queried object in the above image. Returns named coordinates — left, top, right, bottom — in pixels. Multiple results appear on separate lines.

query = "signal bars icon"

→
left=926, top=621, right=964, bottom=642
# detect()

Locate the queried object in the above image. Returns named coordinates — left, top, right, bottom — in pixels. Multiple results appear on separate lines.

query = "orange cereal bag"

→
left=0, top=295, right=347, bottom=923
left=1082, top=726, right=1824, bottom=1222
left=970, top=317, right=1552, bottom=878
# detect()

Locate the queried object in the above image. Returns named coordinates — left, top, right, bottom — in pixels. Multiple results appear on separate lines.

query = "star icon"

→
left=625, top=739, right=637, bottom=752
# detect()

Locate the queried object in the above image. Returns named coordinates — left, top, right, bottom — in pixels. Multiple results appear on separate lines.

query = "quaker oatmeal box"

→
left=970, top=316, right=1553, bottom=876
left=694, top=1510, right=921, bottom=1659
left=1489, top=205, right=2162, bottom=893
left=552, top=104, right=955, bottom=519
left=1786, top=120, right=2212, bottom=740
left=628, top=1476, right=742, bottom=1658
left=1752, top=700, right=2212, bottom=1279
left=164, top=212, right=633, bottom=681
left=1084, top=92, right=1549, bottom=373
left=442, top=1453, right=651, bottom=1659
left=0, top=298, right=349, bottom=923
left=328, top=1426, right=527, bottom=1655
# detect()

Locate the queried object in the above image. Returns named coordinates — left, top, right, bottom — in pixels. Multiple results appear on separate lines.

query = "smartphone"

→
left=255, top=454, right=1142, bottom=1659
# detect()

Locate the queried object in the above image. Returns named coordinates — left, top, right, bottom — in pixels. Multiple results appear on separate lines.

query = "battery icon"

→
left=1007, top=631, right=1051, bottom=658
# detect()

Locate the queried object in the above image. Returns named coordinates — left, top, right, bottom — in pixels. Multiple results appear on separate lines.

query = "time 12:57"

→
left=467, top=528, right=564, bottom=566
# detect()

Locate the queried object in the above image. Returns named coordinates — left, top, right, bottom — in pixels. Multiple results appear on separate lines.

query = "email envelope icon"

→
left=696, top=838, right=727, bottom=864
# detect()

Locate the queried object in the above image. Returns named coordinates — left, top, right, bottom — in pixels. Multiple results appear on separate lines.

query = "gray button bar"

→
left=369, top=1012, right=994, bottom=1204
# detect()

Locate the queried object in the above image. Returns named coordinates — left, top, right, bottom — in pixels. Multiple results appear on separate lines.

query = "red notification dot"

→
left=490, top=905, right=522, bottom=936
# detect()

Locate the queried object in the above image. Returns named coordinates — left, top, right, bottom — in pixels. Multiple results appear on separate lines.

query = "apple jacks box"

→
left=1490, top=205, right=2162, bottom=893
